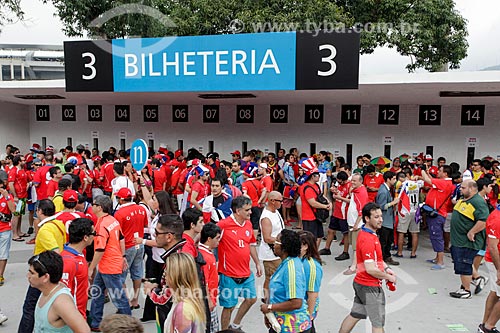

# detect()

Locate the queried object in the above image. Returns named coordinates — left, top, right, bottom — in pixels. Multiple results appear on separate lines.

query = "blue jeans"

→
left=18, top=285, right=41, bottom=333
left=90, top=271, right=131, bottom=328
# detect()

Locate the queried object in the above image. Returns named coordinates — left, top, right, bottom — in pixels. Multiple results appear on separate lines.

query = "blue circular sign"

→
left=130, top=139, right=148, bottom=171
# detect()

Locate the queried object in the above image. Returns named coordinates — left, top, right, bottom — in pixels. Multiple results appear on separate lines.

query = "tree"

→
left=44, top=0, right=468, bottom=72
left=0, top=0, right=24, bottom=33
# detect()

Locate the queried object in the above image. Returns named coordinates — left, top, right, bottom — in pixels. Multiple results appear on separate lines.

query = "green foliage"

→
left=0, top=0, right=24, bottom=33
left=43, top=0, right=469, bottom=72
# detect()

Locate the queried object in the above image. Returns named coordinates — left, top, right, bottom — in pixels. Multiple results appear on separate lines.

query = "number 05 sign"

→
left=64, top=31, right=360, bottom=92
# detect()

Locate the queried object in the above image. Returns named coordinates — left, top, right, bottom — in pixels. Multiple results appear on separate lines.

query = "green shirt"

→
left=450, top=193, right=489, bottom=250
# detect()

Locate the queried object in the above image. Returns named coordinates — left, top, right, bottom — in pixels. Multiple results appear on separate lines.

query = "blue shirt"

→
left=270, top=256, right=312, bottom=333
left=302, top=257, right=323, bottom=320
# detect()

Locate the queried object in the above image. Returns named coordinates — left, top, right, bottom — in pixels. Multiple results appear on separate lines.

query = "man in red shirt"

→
left=188, top=165, right=210, bottom=211
left=363, top=165, right=384, bottom=203
left=421, top=164, right=455, bottom=270
left=113, top=187, right=148, bottom=309
left=218, top=196, right=263, bottom=331
left=242, top=162, right=266, bottom=237
left=61, top=217, right=95, bottom=318
left=99, top=154, right=115, bottom=196
left=479, top=207, right=500, bottom=333
left=259, top=163, right=273, bottom=200
left=8, top=155, right=28, bottom=241
left=339, top=202, right=397, bottom=333
left=46, top=166, right=63, bottom=200
left=151, top=158, right=167, bottom=192
left=299, top=157, right=332, bottom=247
left=53, top=190, right=86, bottom=234
left=0, top=170, right=16, bottom=287
left=181, top=208, right=204, bottom=258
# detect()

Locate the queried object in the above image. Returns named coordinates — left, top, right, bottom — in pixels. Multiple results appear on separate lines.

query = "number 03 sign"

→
left=64, top=31, right=360, bottom=92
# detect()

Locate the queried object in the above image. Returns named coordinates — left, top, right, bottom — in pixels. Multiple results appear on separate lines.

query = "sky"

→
left=0, top=0, right=499, bottom=75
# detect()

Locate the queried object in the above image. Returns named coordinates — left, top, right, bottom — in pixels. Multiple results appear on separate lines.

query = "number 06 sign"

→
left=64, top=31, right=360, bottom=92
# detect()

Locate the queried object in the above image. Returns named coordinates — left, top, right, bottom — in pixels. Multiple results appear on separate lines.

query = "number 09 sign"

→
left=64, top=31, right=360, bottom=92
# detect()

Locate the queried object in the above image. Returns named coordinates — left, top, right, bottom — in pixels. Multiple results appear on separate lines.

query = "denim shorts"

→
left=451, top=246, right=477, bottom=276
left=0, top=230, right=12, bottom=260
left=121, top=245, right=145, bottom=281
left=218, top=272, right=256, bottom=308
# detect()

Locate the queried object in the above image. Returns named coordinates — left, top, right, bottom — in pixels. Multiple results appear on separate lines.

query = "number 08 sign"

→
left=64, top=31, right=360, bottom=92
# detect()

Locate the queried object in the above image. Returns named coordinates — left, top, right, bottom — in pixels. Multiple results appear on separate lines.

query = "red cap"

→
left=174, top=149, right=183, bottom=158
left=168, top=160, right=180, bottom=167
left=158, top=147, right=169, bottom=155
left=63, top=190, right=78, bottom=203
left=231, top=150, right=241, bottom=156
left=116, top=187, right=133, bottom=199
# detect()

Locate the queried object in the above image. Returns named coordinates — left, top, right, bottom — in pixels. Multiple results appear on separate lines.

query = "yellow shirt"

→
left=34, top=218, right=66, bottom=255
left=52, top=195, right=64, bottom=213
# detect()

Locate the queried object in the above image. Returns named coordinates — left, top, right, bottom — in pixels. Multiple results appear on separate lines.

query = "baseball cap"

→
left=45, top=145, right=54, bottom=153
left=243, top=162, right=259, bottom=178
left=174, top=149, right=183, bottom=158
left=76, top=144, right=85, bottom=151
left=259, top=163, right=268, bottom=169
left=30, top=143, right=41, bottom=152
left=231, top=150, right=241, bottom=156
left=63, top=190, right=78, bottom=203
left=299, top=157, right=319, bottom=178
left=32, top=158, right=42, bottom=164
left=425, top=154, right=433, bottom=161
left=116, top=187, right=133, bottom=199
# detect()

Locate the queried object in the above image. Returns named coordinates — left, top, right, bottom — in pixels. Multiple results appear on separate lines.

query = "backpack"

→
left=304, top=184, right=329, bottom=222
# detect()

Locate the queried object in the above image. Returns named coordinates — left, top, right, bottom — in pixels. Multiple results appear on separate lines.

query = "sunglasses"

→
left=33, top=255, right=47, bottom=273
left=272, top=199, right=283, bottom=203
left=155, top=229, right=174, bottom=235
left=88, top=231, right=97, bottom=236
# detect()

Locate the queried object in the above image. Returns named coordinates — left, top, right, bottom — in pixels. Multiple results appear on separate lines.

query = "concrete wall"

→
left=24, top=103, right=500, bottom=168
left=0, top=102, right=30, bottom=151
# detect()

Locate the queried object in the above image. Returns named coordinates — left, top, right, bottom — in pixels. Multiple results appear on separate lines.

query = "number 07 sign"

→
left=64, top=31, right=360, bottom=92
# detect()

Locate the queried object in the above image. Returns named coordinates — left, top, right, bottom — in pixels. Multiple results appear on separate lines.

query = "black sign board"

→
left=461, top=105, right=485, bottom=126
left=341, top=105, right=361, bottom=124
left=419, top=105, right=441, bottom=125
left=203, top=105, right=219, bottom=123
left=62, top=105, right=76, bottom=121
left=270, top=105, right=288, bottom=123
left=236, top=105, right=254, bottom=123
left=88, top=105, right=103, bottom=122
left=115, top=105, right=130, bottom=122
left=378, top=105, right=399, bottom=125
left=172, top=105, right=189, bottom=122
left=143, top=105, right=159, bottom=122
left=36, top=105, right=50, bottom=121
left=305, top=105, right=324, bottom=123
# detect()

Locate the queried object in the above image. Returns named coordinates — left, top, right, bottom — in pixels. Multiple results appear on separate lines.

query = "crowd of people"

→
left=0, top=142, right=499, bottom=333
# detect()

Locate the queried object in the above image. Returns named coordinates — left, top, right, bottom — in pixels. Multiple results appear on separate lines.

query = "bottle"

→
left=265, top=312, right=281, bottom=333
left=386, top=280, right=396, bottom=291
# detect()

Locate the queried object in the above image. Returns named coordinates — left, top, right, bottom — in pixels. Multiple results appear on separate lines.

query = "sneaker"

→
left=27, top=226, right=34, bottom=235
left=319, top=248, right=332, bottom=255
left=474, top=276, right=489, bottom=295
left=0, top=310, right=7, bottom=325
left=229, top=323, right=246, bottom=333
left=426, top=259, right=437, bottom=264
left=431, top=264, right=445, bottom=270
left=479, top=323, right=500, bottom=333
left=0, top=276, right=4, bottom=286
left=335, top=252, right=350, bottom=261
left=384, top=257, right=400, bottom=266
left=449, top=288, right=471, bottom=299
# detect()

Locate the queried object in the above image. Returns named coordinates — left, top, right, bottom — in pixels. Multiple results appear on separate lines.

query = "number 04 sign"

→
left=64, top=31, right=360, bottom=92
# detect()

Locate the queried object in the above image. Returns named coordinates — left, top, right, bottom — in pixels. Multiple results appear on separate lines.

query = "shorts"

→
left=13, top=198, right=27, bottom=216
left=121, top=245, right=145, bottom=281
left=350, top=281, right=385, bottom=328
left=209, top=307, right=220, bottom=333
left=0, top=230, right=12, bottom=260
left=282, top=198, right=294, bottom=209
left=218, top=272, right=257, bottom=308
left=444, top=213, right=452, bottom=233
left=478, top=250, right=486, bottom=257
left=397, top=212, right=419, bottom=233
left=33, top=200, right=40, bottom=218
left=329, top=217, right=349, bottom=234
left=487, top=261, right=500, bottom=296
left=250, top=206, right=263, bottom=230
left=450, top=246, right=477, bottom=276
left=428, top=214, right=445, bottom=253
left=303, top=219, right=325, bottom=239
left=349, top=229, right=360, bottom=249
left=263, top=259, right=281, bottom=284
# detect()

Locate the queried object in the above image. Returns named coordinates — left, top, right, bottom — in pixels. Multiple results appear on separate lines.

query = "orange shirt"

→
left=95, top=214, right=123, bottom=274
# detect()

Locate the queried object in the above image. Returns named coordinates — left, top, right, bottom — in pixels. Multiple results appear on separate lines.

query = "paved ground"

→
left=0, top=229, right=490, bottom=333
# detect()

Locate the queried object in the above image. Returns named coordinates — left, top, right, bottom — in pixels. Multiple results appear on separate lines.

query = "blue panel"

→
left=112, top=32, right=296, bottom=92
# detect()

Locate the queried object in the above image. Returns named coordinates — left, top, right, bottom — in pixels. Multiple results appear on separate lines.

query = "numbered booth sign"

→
left=62, top=105, right=76, bottom=121
left=236, top=105, right=254, bottom=123
left=88, top=105, right=103, bottom=122
left=203, top=105, right=219, bottom=123
left=115, top=105, right=130, bottom=122
left=304, top=105, right=324, bottom=123
left=341, top=105, right=361, bottom=124
left=378, top=105, right=399, bottom=125
left=143, top=105, right=159, bottom=122
left=36, top=105, right=50, bottom=121
left=419, top=105, right=441, bottom=125
left=172, top=105, right=189, bottom=122
left=461, top=105, right=485, bottom=126
left=270, top=105, right=288, bottom=123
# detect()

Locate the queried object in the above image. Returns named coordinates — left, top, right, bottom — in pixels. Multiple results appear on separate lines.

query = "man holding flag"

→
left=395, top=168, right=424, bottom=259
